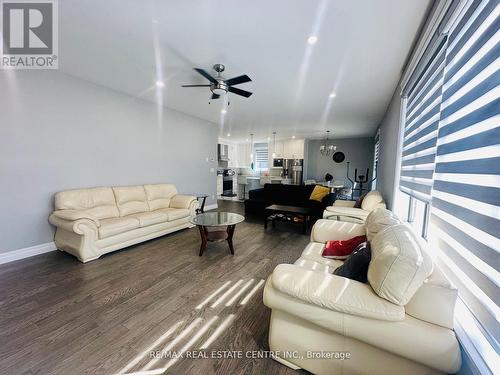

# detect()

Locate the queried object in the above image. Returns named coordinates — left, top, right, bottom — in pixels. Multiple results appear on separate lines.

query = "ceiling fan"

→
left=181, top=64, right=253, bottom=100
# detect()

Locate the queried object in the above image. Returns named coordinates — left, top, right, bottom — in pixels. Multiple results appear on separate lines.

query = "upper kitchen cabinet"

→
left=284, top=139, right=305, bottom=159
left=227, top=143, right=237, bottom=167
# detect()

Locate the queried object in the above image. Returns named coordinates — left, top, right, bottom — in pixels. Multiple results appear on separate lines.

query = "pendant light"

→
left=272, top=132, right=277, bottom=159
left=320, top=130, right=336, bottom=156
left=250, top=133, right=254, bottom=170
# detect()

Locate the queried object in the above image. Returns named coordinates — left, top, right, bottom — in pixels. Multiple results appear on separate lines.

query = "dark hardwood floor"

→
left=0, top=200, right=311, bottom=374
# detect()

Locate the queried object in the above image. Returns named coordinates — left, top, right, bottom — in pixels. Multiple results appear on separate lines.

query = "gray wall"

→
left=305, top=138, right=375, bottom=186
left=377, top=90, right=402, bottom=209
left=0, top=71, right=218, bottom=253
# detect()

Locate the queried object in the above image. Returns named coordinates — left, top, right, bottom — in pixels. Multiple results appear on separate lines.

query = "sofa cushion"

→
left=128, top=211, right=168, bottom=227
left=333, top=242, right=371, bottom=283
left=55, top=187, right=119, bottom=219
left=309, top=185, right=330, bottom=202
left=144, top=184, right=178, bottom=210
left=405, top=265, right=458, bottom=329
left=322, top=235, right=367, bottom=259
left=294, top=258, right=336, bottom=273
left=300, top=242, right=345, bottom=268
left=368, top=224, right=434, bottom=305
left=361, top=190, right=386, bottom=211
left=113, top=186, right=148, bottom=217
left=158, top=208, right=190, bottom=221
left=99, top=217, right=140, bottom=239
left=324, top=206, right=370, bottom=220
left=365, top=208, right=401, bottom=241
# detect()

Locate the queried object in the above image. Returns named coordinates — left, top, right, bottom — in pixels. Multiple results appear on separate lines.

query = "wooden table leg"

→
left=198, top=226, right=208, bottom=256
left=226, top=225, right=235, bottom=255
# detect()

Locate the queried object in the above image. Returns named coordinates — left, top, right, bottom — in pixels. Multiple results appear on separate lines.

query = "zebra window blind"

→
left=428, top=0, right=500, bottom=349
left=254, top=143, right=269, bottom=170
left=400, top=37, right=447, bottom=202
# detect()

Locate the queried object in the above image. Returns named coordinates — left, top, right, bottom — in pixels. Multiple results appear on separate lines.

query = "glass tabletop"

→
left=191, top=212, right=245, bottom=227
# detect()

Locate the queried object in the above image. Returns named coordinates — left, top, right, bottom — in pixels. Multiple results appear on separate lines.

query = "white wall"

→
left=377, top=90, right=403, bottom=209
left=305, top=137, right=375, bottom=186
left=0, top=71, right=218, bottom=253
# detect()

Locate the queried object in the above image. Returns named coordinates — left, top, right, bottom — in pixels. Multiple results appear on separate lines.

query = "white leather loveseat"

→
left=49, top=184, right=198, bottom=263
left=323, top=190, right=386, bottom=223
left=263, top=209, right=461, bottom=375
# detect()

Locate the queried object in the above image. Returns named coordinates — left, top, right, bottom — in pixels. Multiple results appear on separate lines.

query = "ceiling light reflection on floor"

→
left=118, top=320, right=184, bottom=374
left=225, top=279, right=254, bottom=306
left=142, top=318, right=202, bottom=371
left=199, top=314, right=235, bottom=350
left=210, top=279, right=244, bottom=308
left=239, top=279, right=265, bottom=305
left=161, top=316, right=219, bottom=372
left=196, top=281, right=232, bottom=310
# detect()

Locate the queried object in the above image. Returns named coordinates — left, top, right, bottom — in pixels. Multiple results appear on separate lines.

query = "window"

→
left=396, top=0, right=500, bottom=369
left=253, top=142, right=269, bottom=171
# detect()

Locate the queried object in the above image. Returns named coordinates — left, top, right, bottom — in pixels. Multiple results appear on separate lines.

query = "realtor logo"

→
left=1, top=0, right=58, bottom=69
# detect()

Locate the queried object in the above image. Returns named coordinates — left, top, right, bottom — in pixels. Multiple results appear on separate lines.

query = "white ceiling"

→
left=59, top=0, right=430, bottom=142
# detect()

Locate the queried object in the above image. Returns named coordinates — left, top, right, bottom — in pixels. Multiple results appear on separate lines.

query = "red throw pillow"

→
left=322, top=235, right=367, bottom=259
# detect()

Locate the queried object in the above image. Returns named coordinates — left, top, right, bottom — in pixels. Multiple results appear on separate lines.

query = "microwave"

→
left=273, top=158, right=284, bottom=167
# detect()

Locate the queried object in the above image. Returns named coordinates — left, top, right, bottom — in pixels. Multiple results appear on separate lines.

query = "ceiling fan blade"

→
left=181, top=84, right=211, bottom=87
left=194, top=68, right=217, bottom=83
left=211, top=93, right=220, bottom=99
left=228, top=86, right=253, bottom=98
left=225, top=74, right=252, bottom=86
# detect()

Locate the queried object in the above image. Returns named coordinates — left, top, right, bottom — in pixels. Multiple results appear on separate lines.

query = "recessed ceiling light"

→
left=245, top=138, right=249, bottom=142
left=221, top=109, right=227, bottom=114
left=307, top=35, right=318, bottom=45
left=155, top=80, right=165, bottom=88
left=329, top=92, right=336, bottom=98
left=292, top=135, right=296, bottom=139
left=227, top=133, right=231, bottom=137
left=267, top=137, right=271, bottom=141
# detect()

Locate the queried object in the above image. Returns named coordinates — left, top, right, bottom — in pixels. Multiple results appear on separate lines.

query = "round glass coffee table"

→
left=191, top=212, right=245, bottom=256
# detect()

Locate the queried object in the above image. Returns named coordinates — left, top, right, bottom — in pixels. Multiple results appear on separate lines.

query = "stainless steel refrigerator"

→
left=289, top=159, right=303, bottom=185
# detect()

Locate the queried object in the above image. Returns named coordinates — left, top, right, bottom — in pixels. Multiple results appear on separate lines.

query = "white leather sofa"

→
left=323, top=190, right=386, bottom=223
left=263, top=209, right=461, bottom=375
left=49, top=184, right=199, bottom=263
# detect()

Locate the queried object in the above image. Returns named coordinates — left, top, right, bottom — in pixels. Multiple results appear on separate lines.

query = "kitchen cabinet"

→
left=284, top=139, right=304, bottom=159
left=269, top=139, right=304, bottom=162
left=236, top=143, right=251, bottom=168
left=227, top=144, right=237, bottom=167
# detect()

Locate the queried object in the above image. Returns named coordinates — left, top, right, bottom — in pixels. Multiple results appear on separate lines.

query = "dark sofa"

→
left=244, top=183, right=335, bottom=220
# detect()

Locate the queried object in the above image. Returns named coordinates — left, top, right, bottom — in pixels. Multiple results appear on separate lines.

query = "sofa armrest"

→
left=271, top=264, right=404, bottom=321
left=52, top=210, right=100, bottom=226
left=170, top=194, right=198, bottom=210
left=49, top=214, right=99, bottom=234
left=311, top=219, right=366, bottom=243
left=333, top=200, right=356, bottom=208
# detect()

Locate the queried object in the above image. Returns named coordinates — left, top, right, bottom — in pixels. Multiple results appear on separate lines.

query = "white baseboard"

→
left=204, top=203, right=218, bottom=211
left=0, top=242, right=56, bottom=265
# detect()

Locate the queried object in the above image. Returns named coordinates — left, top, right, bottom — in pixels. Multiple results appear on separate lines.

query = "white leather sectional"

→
left=49, top=184, right=198, bottom=263
left=323, top=190, right=386, bottom=223
left=264, top=209, right=461, bottom=375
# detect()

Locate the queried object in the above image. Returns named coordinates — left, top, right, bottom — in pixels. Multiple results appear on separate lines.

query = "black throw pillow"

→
left=333, top=242, right=371, bottom=283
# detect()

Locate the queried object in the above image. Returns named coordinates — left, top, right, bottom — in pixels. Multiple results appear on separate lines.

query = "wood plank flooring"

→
left=0, top=200, right=311, bottom=374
